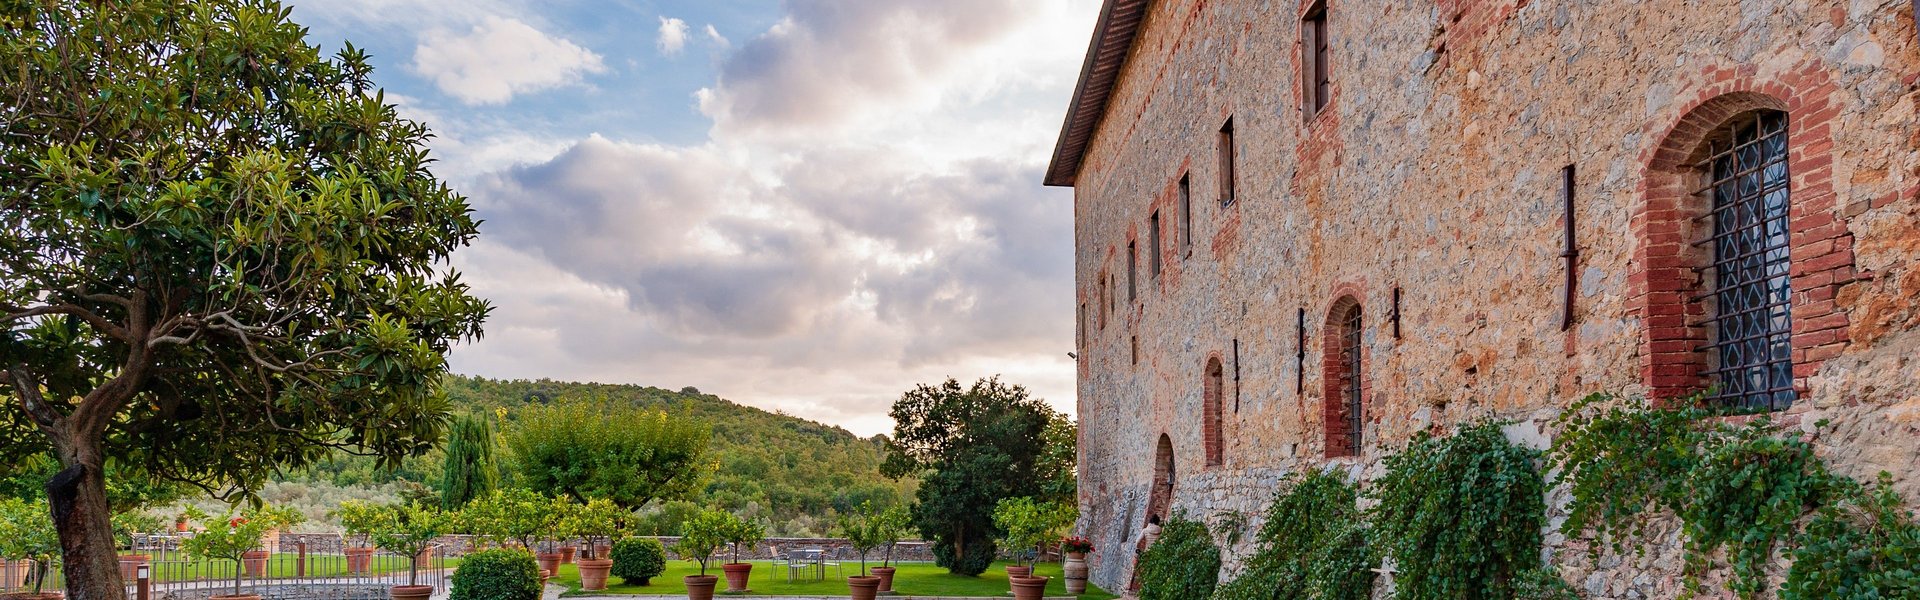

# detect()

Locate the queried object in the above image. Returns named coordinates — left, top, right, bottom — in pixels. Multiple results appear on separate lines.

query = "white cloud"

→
left=412, top=16, right=606, bottom=105
left=704, top=24, right=731, bottom=48
left=658, top=17, right=691, bottom=55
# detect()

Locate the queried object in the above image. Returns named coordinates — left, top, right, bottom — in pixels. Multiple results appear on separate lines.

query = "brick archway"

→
left=1322, top=295, right=1366, bottom=457
left=1630, top=64, right=1855, bottom=403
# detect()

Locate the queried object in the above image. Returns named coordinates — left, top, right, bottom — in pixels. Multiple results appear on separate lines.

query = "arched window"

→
left=1702, top=110, right=1794, bottom=410
left=1148, top=434, right=1175, bottom=521
left=1202, top=358, right=1224, bottom=467
left=1323, top=298, right=1364, bottom=458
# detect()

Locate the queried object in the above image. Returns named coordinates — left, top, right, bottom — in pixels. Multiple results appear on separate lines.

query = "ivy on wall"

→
left=1551, top=392, right=1920, bottom=599
left=1213, top=469, right=1374, bottom=600
left=1371, top=421, right=1549, bottom=600
left=1137, top=512, right=1220, bottom=600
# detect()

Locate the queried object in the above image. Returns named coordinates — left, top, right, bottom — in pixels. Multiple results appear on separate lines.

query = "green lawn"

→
left=552, top=560, right=1115, bottom=598
left=127, top=553, right=459, bottom=583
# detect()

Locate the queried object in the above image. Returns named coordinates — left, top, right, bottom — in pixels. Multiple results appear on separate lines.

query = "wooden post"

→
left=296, top=541, right=307, bottom=578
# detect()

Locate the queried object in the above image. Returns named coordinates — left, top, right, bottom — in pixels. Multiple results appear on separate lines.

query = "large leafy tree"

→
left=505, top=398, right=712, bottom=508
left=882, top=377, right=1061, bottom=576
left=440, top=413, right=500, bottom=509
left=0, top=1, right=489, bottom=597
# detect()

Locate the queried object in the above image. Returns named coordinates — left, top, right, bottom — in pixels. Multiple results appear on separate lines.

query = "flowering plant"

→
left=1061, top=536, right=1095, bottom=554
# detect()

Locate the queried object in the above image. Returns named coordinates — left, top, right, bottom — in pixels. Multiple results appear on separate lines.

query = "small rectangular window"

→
left=1079, top=302, right=1087, bottom=347
left=1302, top=2, right=1330, bottom=118
left=1131, top=335, right=1139, bottom=365
left=1127, top=241, right=1138, bottom=302
left=1217, top=119, right=1237, bottom=206
left=1148, top=211, right=1162, bottom=279
left=1178, top=174, right=1193, bottom=255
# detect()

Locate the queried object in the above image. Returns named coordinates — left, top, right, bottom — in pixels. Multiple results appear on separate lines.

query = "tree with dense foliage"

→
left=459, top=488, right=558, bottom=551
left=0, top=1, right=490, bottom=595
left=505, top=398, right=711, bottom=508
left=991, top=497, right=1076, bottom=567
left=450, top=548, right=541, bottom=600
left=0, top=497, right=61, bottom=596
left=882, top=377, right=1063, bottom=576
left=440, top=413, right=499, bottom=509
left=676, top=509, right=733, bottom=576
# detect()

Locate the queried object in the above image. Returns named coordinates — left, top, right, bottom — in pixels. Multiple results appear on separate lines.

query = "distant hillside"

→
left=285, top=374, right=915, bottom=536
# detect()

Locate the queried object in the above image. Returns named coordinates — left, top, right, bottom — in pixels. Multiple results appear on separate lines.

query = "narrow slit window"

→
left=1178, top=174, right=1193, bottom=255
left=1301, top=2, right=1331, bottom=118
left=1127, top=241, right=1138, bottom=302
left=1218, top=118, right=1236, bottom=206
left=1149, top=211, right=1162, bottom=279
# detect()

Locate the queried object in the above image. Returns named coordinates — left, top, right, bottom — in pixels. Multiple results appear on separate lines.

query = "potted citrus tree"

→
left=869, top=505, right=911, bottom=594
left=459, top=489, right=555, bottom=579
left=719, top=513, right=763, bottom=593
left=565, top=498, right=628, bottom=591
left=332, top=500, right=383, bottom=575
left=992, top=498, right=1076, bottom=600
left=835, top=501, right=892, bottom=600
left=368, top=503, right=448, bottom=600
left=183, top=505, right=302, bottom=600
left=675, top=510, right=730, bottom=600
left=0, top=498, right=62, bottom=600
left=111, top=510, right=162, bottom=583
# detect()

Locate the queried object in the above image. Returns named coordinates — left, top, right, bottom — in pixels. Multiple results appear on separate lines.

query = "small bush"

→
left=450, top=548, right=540, bottom=600
left=1372, top=421, right=1545, bottom=600
left=932, top=536, right=996, bottom=577
left=1138, top=514, right=1220, bottom=600
left=611, top=537, right=668, bottom=585
left=1215, top=470, right=1373, bottom=600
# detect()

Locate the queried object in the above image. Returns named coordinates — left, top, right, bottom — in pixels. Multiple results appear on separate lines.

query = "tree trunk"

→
left=48, top=444, right=127, bottom=600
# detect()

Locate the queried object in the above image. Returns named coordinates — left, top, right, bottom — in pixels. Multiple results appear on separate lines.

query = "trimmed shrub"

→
left=450, top=548, right=540, bottom=600
left=610, top=537, right=668, bottom=585
left=1138, top=514, right=1220, bottom=600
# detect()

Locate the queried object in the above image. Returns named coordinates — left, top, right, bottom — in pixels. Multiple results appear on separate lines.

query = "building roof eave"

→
left=1043, top=0, right=1151, bottom=188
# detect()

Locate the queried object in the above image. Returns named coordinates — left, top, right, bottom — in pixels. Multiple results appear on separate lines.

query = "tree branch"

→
left=3, top=366, right=66, bottom=433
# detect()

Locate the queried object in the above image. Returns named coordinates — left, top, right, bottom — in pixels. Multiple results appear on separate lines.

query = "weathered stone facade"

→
left=1048, top=0, right=1920, bottom=597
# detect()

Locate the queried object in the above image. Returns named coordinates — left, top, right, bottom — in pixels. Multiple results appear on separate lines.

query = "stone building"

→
left=1045, top=0, right=1920, bottom=596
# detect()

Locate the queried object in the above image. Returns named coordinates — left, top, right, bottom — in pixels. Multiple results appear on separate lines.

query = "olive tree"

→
left=0, top=1, right=489, bottom=596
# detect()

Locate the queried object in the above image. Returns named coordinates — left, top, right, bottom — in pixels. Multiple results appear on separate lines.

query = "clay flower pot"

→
left=241, top=550, right=270, bottom=577
left=721, top=562, right=753, bottom=592
left=117, top=554, right=151, bottom=581
left=388, top=585, right=433, bottom=600
left=344, top=547, right=376, bottom=574
left=1010, top=575, right=1050, bottom=600
left=870, top=566, right=897, bottom=593
left=1063, top=552, right=1090, bottom=594
left=684, top=574, right=719, bottom=600
left=560, top=546, right=576, bottom=564
left=1005, top=564, right=1033, bottom=579
left=535, top=553, right=563, bottom=578
left=577, top=558, right=614, bottom=591
left=848, top=575, right=882, bottom=600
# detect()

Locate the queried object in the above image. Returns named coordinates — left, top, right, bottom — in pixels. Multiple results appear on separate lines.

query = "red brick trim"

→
left=1202, top=355, right=1226, bottom=467
left=1629, top=62, right=1856, bottom=402
left=1321, top=289, right=1369, bottom=458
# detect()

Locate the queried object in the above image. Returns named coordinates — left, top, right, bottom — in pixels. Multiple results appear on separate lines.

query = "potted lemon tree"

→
left=332, top=500, right=383, bottom=575
left=868, top=505, right=911, bottom=594
left=836, top=501, right=894, bottom=600
left=675, top=510, right=730, bottom=600
left=565, top=499, right=628, bottom=591
left=992, top=498, right=1076, bottom=600
left=183, top=506, right=301, bottom=600
left=368, top=503, right=448, bottom=600
left=0, top=498, right=62, bottom=600
left=719, top=513, right=763, bottom=593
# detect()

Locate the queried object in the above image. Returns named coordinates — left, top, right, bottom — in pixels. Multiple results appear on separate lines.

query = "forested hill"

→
left=290, top=375, right=915, bottom=536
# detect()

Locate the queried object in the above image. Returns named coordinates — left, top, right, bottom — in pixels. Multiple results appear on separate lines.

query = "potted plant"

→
left=869, top=505, right=911, bottom=594
left=992, top=498, right=1076, bottom=600
left=1060, top=536, right=1095, bottom=594
left=0, top=498, right=62, bottom=599
left=174, top=512, right=190, bottom=532
left=836, top=501, right=895, bottom=600
left=183, top=505, right=302, bottom=600
left=564, top=498, right=629, bottom=591
left=333, top=500, right=384, bottom=575
left=366, top=502, right=448, bottom=600
left=112, top=510, right=162, bottom=583
left=459, top=490, right=557, bottom=576
left=534, top=496, right=572, bottom=578
left=719, top=513, right=763, bottom=593
left=675, top=510, right=731, bottom=600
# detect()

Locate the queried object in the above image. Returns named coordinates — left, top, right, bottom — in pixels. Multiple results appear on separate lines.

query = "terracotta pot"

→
left=870, top=566, right=897, bottom=593
left=848, top=575, right=882, bottom=600
left=560, top=546, right=577, bottom=564
left=577, top=558, right=614, bottom=591
left=1010, top=575, right=1050, bottom=600
left=535, top=552, right=563, bottom=578
left=241, top=550, right=270, bottom=577
left=721, top=562, right=753, bottom=592
left=388, top=585, right=433, bottom=600
left=685, top=574, right=719, bottom=600
left=118, top=554, right=151, bottom=581
left=174, top=517, right=189, bottom=532
left=1063, top=554, right=1089, bottom=594
left=345, top=547, right=376, bottom=574
left=539, top=568, right=551, bottom=589
left=1005, top=565, right=1033, bottom=579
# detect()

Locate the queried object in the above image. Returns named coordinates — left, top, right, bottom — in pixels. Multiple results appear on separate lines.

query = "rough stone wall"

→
left=1068, top=0, right=1920, bottom=596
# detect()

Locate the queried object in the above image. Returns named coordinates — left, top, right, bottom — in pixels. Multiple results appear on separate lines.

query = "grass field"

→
left=552, top=560, right=1116, bottom=598
left=124, top=552, right=458, bottom=583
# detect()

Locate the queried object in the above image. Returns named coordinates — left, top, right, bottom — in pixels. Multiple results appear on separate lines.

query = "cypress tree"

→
left=441, top=414, right=501, bottom=509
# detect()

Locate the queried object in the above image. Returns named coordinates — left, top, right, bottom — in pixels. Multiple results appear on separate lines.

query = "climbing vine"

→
left=1550, top=391, right=1920, bottom=599
left=1371, top=420, right=1547, bottom=600
left=1213, top=469, right=1374, bottom=600
left=1137, top=512, right=1221, bottom=600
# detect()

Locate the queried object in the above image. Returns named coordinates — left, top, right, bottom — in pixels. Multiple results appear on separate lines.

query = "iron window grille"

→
left=1341, top=305, right=1363, bottom=453
left=1696, top=110, right=1794, bottom=411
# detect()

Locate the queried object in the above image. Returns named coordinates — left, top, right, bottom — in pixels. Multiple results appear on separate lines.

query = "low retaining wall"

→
left=275, top=534, right=943, bottom=562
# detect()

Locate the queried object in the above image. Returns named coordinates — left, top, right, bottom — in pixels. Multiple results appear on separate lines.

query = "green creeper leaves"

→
left=1137, top=514, right=1220, bottom=600
left=1371, top=421, right=1546, bottom=600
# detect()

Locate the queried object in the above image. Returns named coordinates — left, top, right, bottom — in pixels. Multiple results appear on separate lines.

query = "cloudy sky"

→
left=286, top=0, right=1099, bottom=436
